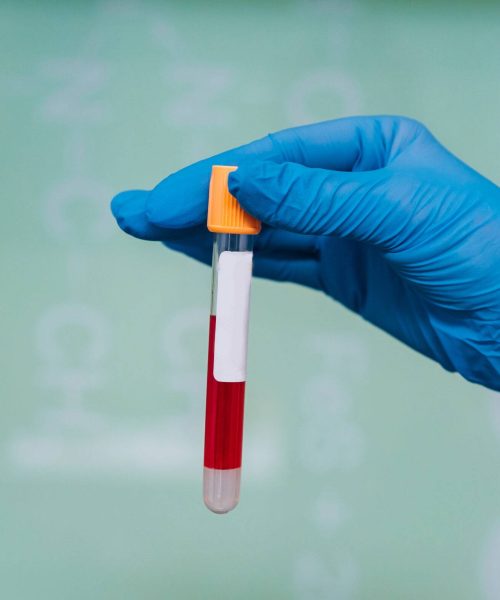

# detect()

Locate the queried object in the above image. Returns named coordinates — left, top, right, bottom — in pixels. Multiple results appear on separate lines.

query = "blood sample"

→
left=203, top=165, right=261, bottom=514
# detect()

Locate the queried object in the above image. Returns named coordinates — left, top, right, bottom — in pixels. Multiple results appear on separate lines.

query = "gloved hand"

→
left=111, top=116, right=500, bottom=391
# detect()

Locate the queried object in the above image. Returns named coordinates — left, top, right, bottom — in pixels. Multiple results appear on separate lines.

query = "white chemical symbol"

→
left=39, top=58, right=109, bottom=124
left=293, top=551, right=358, bottom=600
left=35, top=303, right=111, bottom=405
left=286, top=69, right=362, bottom=125
left=163, top=65, right=235, bottom=128
left=43, top=177, right=114, bottom=243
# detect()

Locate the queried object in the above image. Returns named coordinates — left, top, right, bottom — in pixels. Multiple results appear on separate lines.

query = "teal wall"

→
left=2, top=1, right=500, bottom=598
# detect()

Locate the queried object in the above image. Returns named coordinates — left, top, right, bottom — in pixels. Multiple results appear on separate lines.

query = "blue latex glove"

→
left=111, top=116, right=500, bottom=391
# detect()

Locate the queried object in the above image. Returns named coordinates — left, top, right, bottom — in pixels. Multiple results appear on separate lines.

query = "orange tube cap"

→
left=207, top=165, right=261, bottom=235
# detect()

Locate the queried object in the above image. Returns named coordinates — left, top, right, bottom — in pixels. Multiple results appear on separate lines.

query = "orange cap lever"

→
left=207, top=165, right=261, bottom=235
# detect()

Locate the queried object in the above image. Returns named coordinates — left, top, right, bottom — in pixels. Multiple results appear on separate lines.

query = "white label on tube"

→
left=213, top=250, right=252, bottom=382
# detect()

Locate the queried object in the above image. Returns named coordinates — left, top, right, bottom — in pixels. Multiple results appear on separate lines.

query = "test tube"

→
left=203, top=165, right=261, bottom=514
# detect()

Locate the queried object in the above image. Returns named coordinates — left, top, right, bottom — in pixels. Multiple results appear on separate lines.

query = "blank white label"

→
left=213, top=251, right=252, bottom=382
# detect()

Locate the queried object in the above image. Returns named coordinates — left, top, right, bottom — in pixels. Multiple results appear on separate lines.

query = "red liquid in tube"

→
left=204, top=315, right=245, bottom=470
left=203, top=316, right=245, bottom=513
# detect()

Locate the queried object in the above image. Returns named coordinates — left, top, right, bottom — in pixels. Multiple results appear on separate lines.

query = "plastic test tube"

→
left=203, top=165, right=261, bottom=514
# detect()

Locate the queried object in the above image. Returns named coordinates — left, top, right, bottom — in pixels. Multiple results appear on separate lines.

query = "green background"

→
left=1, top=1, right=500, bottom=598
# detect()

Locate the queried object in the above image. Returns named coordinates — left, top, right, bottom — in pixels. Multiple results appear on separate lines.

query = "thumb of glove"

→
left=229, top=160, right=403, bottom=249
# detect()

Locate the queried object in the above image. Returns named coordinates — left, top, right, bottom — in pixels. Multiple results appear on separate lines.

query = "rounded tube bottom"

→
left=203, top=467, right=241, bottom=514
